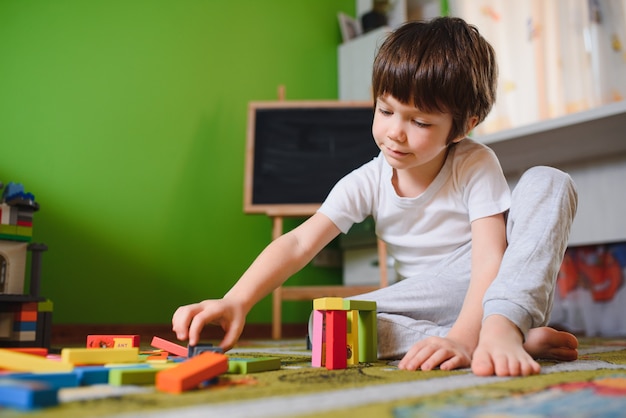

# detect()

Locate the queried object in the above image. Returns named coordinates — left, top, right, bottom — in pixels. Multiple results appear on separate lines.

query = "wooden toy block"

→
left=156, top=351, right=228, bottom=394
left=227, top=357, right=281, bottom=374
left=357, top=310, right=377, bottom=363
left=6, top=347, right=48, bottom=357
left=0, top=378, right=58, bottom=410
left=311, top=309, right=325, bottom=368
left=343, top=299, right=376, bottom=312
left=313, top=297, right=347, bottom=311
left=188, top=344, right=223, bottom=357
left=346, top=310, right=359, bottom=365
left=9, top=372, right=79, bottom=389
left=0, top=349, right=73, bottom=373
left=151, top=336, right=188, bottom=357
left=74, top=366, right=111, bottom=385
left=15, top=309, right=38, bottom=322
left=87, top=335, right=140, bottom=349
left=61, top=347, right=139, bottom=365
left=146, top=351, right=169, bottom=362
left=325, top=310, right=347, bottom=370
left=109, top=368, right=158, bottom=386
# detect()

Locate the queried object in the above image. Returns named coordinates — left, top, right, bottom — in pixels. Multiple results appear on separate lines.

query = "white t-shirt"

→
left=318, top=138, right=511, bottom=279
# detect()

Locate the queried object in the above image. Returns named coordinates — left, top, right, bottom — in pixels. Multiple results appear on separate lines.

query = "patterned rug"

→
left=3, top=338, right=626, bottom=418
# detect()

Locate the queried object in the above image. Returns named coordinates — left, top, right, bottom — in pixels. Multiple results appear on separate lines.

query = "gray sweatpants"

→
left=344, top=166, right=578, bottom=359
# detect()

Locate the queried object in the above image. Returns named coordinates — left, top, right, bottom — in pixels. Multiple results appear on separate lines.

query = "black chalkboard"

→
left=244, top=101, right=379, bottom=215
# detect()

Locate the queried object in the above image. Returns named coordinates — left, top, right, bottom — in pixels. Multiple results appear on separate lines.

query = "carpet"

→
left=3, top=338, right=626, bottom=418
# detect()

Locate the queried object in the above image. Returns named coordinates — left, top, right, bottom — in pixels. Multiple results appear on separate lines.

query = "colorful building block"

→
left=156, top=351, right=228, bottom=394
left=357, top=310, right=377, bottom=363
left=311, top=309, right=325, bottom=368
left=325, top=310, right=347, bottom=370
left=109, top=368, right=159, bottom=386
left=151, top=336, right=188, bottom=357
left=188, top=344, right=223, bottom=357
left=343, top=299, right=377, bottom=311
left=0, top=378, right=58, bottom=410
left=9, top=372, right=79, bottom=389
left=313, top=297, right=347, bottom=311
left=0, top=349, right=73, bottom=373
left=87, top=335, right=140, bottom=349
left=346, top=310, right=359, bottom=365
left=227, top=357, right=281, bottom=374
left=61, top=347, right=139, bottom=365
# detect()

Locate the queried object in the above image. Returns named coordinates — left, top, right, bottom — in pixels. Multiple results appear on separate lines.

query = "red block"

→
left=150, top=336, right=188, bottom=357
left=325, top=310, right=347, bottom=370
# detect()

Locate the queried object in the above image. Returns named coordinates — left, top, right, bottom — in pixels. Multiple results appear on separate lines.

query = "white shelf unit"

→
left=475, top=101, right=626, bottom=246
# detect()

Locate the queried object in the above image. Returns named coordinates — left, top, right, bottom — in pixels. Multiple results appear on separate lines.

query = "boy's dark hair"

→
left=372, top=17, right=497, bottom=143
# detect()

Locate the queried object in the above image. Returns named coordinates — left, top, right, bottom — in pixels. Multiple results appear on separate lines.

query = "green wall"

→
left=0, top=0, right=354, bottom=325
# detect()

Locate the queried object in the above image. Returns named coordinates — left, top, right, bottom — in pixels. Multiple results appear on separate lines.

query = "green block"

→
left=108, top=367, right=157, bottom=386
left=227, top=357, right=281, bottom=374
left=357, top=310, right=377, bottom=363
left=343, top=299, right=376, bottom=311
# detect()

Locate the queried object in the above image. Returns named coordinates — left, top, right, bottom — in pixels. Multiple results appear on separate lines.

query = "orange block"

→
left=5, top=348, right=48, bottom=357
left=150, top=336, right=188, bottom=357
left=156, top=351, right=228, bottom=394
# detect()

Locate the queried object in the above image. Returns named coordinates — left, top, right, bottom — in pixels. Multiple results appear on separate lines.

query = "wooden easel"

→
left=266, top=86, right=388, bottom=339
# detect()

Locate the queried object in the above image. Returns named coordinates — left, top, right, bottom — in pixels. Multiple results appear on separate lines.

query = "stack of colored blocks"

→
left=0, top=335, right=282, bottom=411
left=311, top=297, right=377, bottom=370
left=0, top=300, right=53, bottom=348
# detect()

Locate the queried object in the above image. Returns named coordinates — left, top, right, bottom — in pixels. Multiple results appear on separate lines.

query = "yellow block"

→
left=0, top=348, right=74, bottom=373
left=61, top=347, right=139, bottom=365
left=313, top=297, right=346, bottom=311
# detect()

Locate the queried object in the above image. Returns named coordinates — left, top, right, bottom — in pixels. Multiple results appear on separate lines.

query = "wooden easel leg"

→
left=271, top=216, right=284, bottom=340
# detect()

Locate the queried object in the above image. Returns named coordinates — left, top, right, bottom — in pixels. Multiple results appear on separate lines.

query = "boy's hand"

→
left=397, top=336, right=471, bottom=371
left=171, top=298, right=245, bottom=351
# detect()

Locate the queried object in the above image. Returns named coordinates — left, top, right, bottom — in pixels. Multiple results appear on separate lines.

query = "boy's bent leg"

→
left=483, top=166, right=578, bottom=338
left=475, top=167, right=579, bottom=376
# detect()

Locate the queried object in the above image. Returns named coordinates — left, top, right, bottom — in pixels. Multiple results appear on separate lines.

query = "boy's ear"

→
left=466, top=116, right=479, bottom=135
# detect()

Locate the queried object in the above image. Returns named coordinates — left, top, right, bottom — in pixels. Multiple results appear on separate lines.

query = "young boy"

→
left=172, top=17, right=579, bottom=377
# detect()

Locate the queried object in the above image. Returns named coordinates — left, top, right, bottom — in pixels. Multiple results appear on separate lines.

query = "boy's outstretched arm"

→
left=398, top=213, right=507, bottom=371
left=172, top=212, right=341, bottom=350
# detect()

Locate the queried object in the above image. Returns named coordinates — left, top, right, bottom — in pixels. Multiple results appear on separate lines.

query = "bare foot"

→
left=472, top=316, right=579, bottom=377
left=523, top=326, right=578, bottom=361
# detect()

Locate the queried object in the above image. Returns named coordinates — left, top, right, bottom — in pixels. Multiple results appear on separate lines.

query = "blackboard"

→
left=244, top=101, right=379, bottom=215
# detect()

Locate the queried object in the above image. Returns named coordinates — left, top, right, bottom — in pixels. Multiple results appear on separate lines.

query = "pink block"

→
left=311, top=310, right=325, bottom=367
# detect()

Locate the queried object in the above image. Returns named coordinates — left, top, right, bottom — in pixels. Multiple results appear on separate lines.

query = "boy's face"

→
left=372, top=94, right=460, bottom=177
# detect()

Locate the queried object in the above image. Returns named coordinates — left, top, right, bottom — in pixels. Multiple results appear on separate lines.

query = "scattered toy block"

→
left=0, top=378, right=58, bottom=410
left=156, top=351, right=228, bottom=394
left=311, top=309, right=325, bottom=368
left=151, top=336, right=188, bottom=357
left=227, top=357, right=281, bottom=374
left=188, top=344, right=223, bottom=358
left=109, top=368, right=158, bottom=386
left=325, top=310, right=347, bottom=370
left=87, top=335, right=140, bottom=349
left=0, top=349, right=73, bottom=373
left=9, top=372, right=79, bottom=389
left=73, top=366, right=111, bottom=386
left=61, top=347, right=139, bottom=365
left=5, top=347, right=48, bottom=357
left=313, top=297, right=347, bottom=311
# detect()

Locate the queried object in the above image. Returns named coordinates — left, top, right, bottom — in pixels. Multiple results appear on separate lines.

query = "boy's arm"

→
left=172, top=212, right=341, bottom=348
left=446, top=212, right=507, bottom=353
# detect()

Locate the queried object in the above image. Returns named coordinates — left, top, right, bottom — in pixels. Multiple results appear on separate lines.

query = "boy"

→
left=172, top=17, right=579, bottom=377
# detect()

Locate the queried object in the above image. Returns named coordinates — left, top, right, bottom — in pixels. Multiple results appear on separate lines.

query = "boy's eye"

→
left=378, top=108, right=392, bottom=116
left=412, top=120, right=430, bottom=128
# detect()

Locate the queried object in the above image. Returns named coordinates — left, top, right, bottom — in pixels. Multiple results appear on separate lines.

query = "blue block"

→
left=0, top=378, right=58, bottom=410
left=13, top=321, right=37, bottom=332
left=9, top=372, right=79, bottom=389
left=74, top=366, right=110, bottom=385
